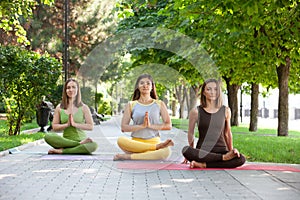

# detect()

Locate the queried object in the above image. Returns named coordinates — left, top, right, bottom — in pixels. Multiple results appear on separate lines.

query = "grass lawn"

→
left=171, top=118, right=300, bottom=164
left=0, top=119, right=44, bottom=152
left=0, top=116, right=111, bottom=152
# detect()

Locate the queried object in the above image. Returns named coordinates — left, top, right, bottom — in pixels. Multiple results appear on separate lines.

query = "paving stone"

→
left=0, top=116, right=299, bottom=200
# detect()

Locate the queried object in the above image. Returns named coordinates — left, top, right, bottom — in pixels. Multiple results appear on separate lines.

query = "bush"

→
left=0, top=45, right=61, bottom=135
left=0, top=102, right=5, bottom=113
left=98, top=101, right=112, bottom=115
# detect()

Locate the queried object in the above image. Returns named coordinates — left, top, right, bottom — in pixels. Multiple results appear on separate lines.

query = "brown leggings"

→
left=182, top=146, right=246, bottom=168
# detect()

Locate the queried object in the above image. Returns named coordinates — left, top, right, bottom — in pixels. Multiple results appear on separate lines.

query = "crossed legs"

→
left=45, top=133, right=97, bottom=154
left=182, top=146, right=246, bottom=168
left=114, top=136, right=174, bottom=160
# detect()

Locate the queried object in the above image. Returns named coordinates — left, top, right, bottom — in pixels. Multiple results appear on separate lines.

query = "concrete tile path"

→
left=0, top=116, right=299, bottom=200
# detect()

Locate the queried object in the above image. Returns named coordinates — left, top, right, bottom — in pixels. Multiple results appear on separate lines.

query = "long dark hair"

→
left=60, top=78, right=83, bottom=109
left=200, top=79, right=223, bottom=108
left=132, top=74, right=158, bottom=100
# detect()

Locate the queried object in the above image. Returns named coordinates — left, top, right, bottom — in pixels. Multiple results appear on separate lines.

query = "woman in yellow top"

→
left=114, top=74, right=174, bottom=160
left=44, top=78, right=98, bottom=154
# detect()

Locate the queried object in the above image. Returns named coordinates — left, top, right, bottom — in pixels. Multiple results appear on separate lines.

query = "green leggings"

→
left=44, top=133, right=98, bottom=154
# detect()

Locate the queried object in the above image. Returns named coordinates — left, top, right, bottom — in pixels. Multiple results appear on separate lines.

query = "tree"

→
left=27, top=0, right=118, bottom=75
left=159, top=0, right=300, bottom=135
left=0, top=0, right=55, bottom=45
left=0, top=46, right=61, bottom=135
left=112, top=1, right=208, bottom=117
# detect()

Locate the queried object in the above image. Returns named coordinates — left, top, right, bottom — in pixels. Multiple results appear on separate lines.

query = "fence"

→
left=244, top=108, right=300, bottom=120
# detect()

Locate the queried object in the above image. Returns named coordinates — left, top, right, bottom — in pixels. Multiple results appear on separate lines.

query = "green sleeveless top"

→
left=60, top=107, right=86, bottom=141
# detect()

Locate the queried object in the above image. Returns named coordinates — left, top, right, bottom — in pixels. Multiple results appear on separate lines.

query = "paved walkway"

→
left=0, top=116, right=300, bottom=200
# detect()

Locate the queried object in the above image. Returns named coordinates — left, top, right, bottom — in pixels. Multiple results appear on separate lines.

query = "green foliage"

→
left=27, top=0, right=118, bottom=75
left=98, top=101, right=112, bottom=115
left=0, top=102, right=5, bottom=113
left=162, top=0, right=300, bottom=87
left=0, top=45, right=61, bottom=135
left=0, top=119, right=38, bottom=135
left=115, top=1, right=204, bottom=93
left=95, top=92, right=112, bottom=115
left=115, top=0, right=300, bottom=133
left=47, top=84, right=64, bottom=108
left=0, top=0, right=55, bottom=45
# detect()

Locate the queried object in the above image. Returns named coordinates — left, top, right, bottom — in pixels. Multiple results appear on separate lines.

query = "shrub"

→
left=0, top=45, right=61, bottom=135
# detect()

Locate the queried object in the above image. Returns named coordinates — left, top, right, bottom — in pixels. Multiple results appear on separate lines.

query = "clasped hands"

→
left=142, top=111, right=151, bottom=129
left=67, top=114, right=76, bottom=127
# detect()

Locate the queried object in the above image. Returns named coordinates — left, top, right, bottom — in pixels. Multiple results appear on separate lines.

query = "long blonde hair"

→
left=200, top=79, right=223, bottom=108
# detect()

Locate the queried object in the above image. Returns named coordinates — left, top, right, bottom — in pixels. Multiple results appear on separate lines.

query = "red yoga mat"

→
left=117, top=162, right=300, bottom=172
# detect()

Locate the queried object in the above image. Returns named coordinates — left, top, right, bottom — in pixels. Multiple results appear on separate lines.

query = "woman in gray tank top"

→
left=113, top=74, right=174, bottom=160
left=182, top=79, right=246, bottom=168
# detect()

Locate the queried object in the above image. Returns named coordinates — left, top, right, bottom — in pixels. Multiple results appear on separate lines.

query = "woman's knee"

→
left=231, top=154, right=246, bottom=168
left=238, top=154, right=246, bottom=166
left=117, top=136, right=130, bottom=149
left=158, top=147, right=171, bottom=160
left=182, top=145, right=191, bottom=157
left=117, top=136, right=127, bottom=145
left=85, top=142, right=98, bottom=153
left=44, top=132, right=57, bottom=144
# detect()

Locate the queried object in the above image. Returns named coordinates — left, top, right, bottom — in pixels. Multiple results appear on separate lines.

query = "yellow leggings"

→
left=117, top=136, right=171, bottom=160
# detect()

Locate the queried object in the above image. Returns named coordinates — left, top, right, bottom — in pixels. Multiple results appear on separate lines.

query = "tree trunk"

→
left=180, top=87, right=187, bottom=118
left=249, top=83, right=259, bottom=132
left=171, top=99, right=176, bottom=117
left=224, top=78, right=240, bottom=126
left=186, top=86, right=198, bottom=119
left=276, top=57, right=290, bottom=136
left=15, top=116, right=22, bottom=135
left=175, top=85, right=186, bottom=119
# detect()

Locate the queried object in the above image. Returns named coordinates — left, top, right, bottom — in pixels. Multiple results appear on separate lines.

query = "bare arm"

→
left=182, top=108, right=198, bottom=164
left=121, top=103, right=146, bottom=132
left=224, top=106, right=233, bottom=151
left=187, top=108, right=198, bottom=147
left=52, top=105, right=69, bottom=131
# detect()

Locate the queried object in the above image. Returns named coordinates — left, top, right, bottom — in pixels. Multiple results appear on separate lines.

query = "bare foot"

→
left=113, top=154, right=131, bottom=161
left=190, top=161, right=206, bottom=168
left=80, top=137, right=93, bottom=144
left=48, top=148, right=63, bottom=154
left=223, top=149, right=240, bottom=161
left=156, top=139, right=174, bottom=150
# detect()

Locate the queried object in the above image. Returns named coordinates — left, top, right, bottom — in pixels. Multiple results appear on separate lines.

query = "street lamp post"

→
left=63, top=0, right=69, bottom=81
left=240, top=86, right=243, bottom=123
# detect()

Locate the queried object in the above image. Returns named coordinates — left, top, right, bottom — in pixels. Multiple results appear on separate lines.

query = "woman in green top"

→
left=44, top=78, right=98, bottom=154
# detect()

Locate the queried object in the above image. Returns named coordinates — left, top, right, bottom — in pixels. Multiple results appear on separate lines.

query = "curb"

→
left=0, top=139, right=45, bottom=157
left=0, top=127, right=45, bottom=157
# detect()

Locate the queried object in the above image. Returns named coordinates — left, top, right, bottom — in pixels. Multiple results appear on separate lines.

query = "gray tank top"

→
left=130, top=100, right=161, bottom=139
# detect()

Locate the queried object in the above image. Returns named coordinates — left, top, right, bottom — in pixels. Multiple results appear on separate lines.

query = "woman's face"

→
left=138, top=78, right=152, bottom=94
left=203, top=82, right=218, bottom=101
left=66, top=81, right=78, bottom=99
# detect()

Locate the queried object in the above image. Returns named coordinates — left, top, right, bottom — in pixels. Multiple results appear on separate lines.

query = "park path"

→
left=0, top=115, right=300, bottom=200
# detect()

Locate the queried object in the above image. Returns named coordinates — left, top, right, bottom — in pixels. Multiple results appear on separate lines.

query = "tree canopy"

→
left=0, top=0, right=55, bottom=45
